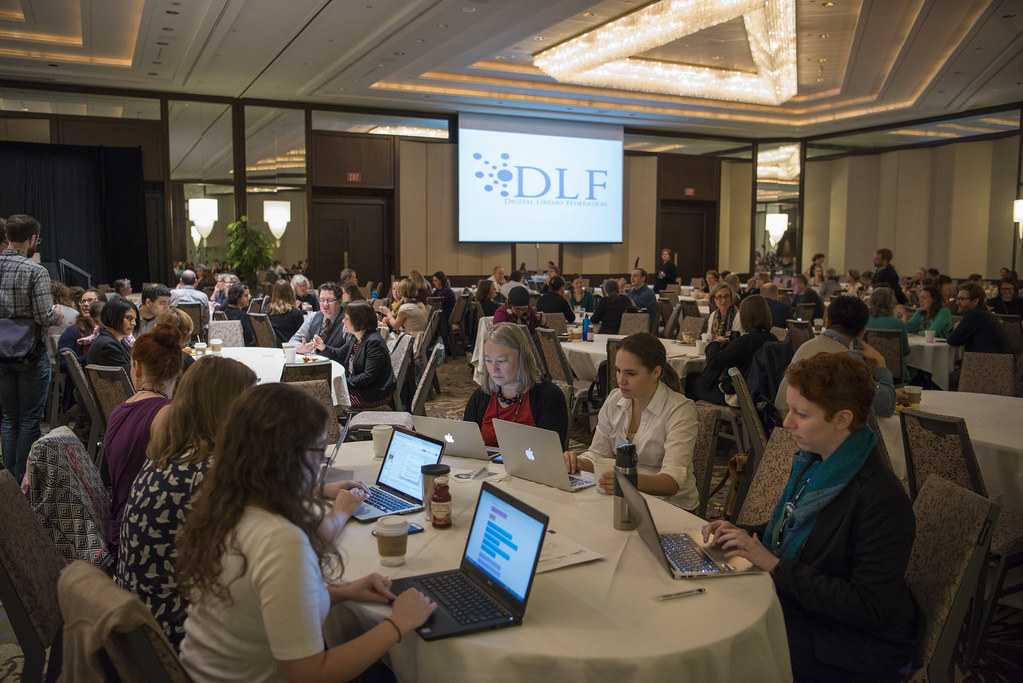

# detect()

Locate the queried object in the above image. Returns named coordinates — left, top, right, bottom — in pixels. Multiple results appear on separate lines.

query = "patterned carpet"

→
left=2, top=355, right=1020, bottom=680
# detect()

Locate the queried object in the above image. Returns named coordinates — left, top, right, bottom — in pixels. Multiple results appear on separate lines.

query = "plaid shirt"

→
left=0, top=248, right=58, bottom=330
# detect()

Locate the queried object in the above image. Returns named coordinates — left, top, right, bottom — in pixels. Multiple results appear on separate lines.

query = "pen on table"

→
left=654, top=588, right=706, bottom=602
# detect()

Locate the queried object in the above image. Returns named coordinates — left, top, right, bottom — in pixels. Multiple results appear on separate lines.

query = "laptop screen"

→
left=377, top=428, right=444, bottom=499
left=462, top=486, right=546, bottom=602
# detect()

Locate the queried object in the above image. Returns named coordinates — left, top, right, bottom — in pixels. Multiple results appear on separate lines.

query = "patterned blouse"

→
left=115, top=448, right=209, bottom=651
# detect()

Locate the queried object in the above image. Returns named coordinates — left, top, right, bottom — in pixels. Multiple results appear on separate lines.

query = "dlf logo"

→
left=471, top=151, right=608, bottom=200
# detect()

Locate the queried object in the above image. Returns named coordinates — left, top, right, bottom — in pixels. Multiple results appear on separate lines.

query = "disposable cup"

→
left=209, top=338, right=223, bottom=353
left=592, top=458, right=615, bottom=495
left=283, top=344, right=297, bottom=363
left=372, top=425, right=392, bottom=458
left=905, top=385, right=922, bottom=409
left=924, top=330, right=936, bottom=343
left=374, top=516, right=409, bottom=566
left=696, top=340, right=708, bottom=355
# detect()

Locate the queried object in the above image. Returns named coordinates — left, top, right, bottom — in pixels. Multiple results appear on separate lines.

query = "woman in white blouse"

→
left=563, top=333, right=699, bottom=510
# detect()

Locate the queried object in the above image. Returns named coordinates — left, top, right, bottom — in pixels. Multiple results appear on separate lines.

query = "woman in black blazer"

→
left=86, top=297, right=138, bottom=380
left=311, top=302, right=395, bottom=408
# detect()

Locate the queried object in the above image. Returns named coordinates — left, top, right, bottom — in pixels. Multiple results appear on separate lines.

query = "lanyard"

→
left=771, top=459, right=816, bottom=550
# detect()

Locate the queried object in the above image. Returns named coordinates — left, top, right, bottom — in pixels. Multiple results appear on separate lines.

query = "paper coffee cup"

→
left=701, top=332, right=713, bottom=343
left=194, top=342, right=207, bottom=356
left=209, top=338, right=223, bottom=353
left=905, top=385, right=922, bottom=409
left=592, top=458, right=615, bottom=495
left=696, top=340, right=708, bottom=355
left=375, top=516, right=409, bottom=566
left=813, top=318, right=824, bottom=330
left=282, top=343, right=297, bottom=363
left=372, top=425, right=392, bottom=459
left=924, top=330, right=936, bottom=343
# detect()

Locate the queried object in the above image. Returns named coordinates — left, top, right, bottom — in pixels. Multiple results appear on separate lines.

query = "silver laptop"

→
left=353, top=427, right=445, bottom=522
left=492, top=419, right=594, bottom=492
left=616, top=472, right=752, bottom=579
left=412, top=416, right=500, bottom=460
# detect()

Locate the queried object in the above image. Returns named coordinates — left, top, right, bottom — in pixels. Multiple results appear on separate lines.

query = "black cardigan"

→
left=322, top=330, right=395, bottom=404
left=700, top=329, right=777, bottom=392
left=462, top=380, right=568, bottom=445
left=86, top=328, right=132, bottom=378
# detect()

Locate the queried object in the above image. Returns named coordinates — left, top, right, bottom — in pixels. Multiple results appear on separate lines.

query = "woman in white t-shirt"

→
left=176, top=383, right=435, bottom=682
left=380, top=278, right=429, bottom=334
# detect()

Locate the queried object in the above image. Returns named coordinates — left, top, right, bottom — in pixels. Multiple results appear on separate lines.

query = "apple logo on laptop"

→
left=525, top=448, right=535, bottom=461
left=444, top=433, right=454, bottom=443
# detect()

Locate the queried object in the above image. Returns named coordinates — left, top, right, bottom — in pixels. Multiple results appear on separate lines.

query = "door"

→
left=658, top=201, right=718, bottom=285
left=310, top=200, right=387, bottom=289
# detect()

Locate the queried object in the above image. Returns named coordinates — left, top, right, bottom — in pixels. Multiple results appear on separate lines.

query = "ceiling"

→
left=0, top=0, right=1021, bottom=139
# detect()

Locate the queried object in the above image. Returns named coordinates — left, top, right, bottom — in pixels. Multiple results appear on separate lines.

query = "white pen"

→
left=654, top=587, right=706, bottom=602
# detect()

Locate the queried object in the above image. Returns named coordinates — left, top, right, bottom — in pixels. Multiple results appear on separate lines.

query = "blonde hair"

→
left=268, top=279, right=297, bottom=315
left=408, top=270, right=429, bottom=293
left=397, top=278, right=418, bottom=301
left=154, top=308, right=193, bottom=343
left=480, top=323, right=542, bottom=395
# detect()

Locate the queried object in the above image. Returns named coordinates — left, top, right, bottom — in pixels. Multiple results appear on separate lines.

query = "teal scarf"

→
left=764, top=426, right=876, bottom=559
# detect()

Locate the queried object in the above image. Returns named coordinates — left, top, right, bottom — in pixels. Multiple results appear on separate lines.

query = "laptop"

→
left=315, top=419, right=353, bottom=493
left=352, top=427, right=445, bottom=522
left=389, top=481, right=549, bottom=640
left=412, top=416, right=500, bottom=461
left=492, top=419, right=594, bottom=492
left=616, top=472, right=752, bottom=579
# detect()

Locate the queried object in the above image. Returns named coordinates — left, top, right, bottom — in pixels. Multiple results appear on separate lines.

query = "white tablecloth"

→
left=330, top=443, right=791, bottom=683
left=878, top=391, right=1023, bottom=513
left=218, top=346, right=350, bottom=407
left=561, top=334, right=707, bottom=384
left=904, top=336, right=959, bottom=390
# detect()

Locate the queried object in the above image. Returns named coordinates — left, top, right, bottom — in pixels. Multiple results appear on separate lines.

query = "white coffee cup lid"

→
left=372, top=425, right=391, bottom=433
left=210, top=338, right=222, bottom=344
left=376, top=515, right=408, bottom=533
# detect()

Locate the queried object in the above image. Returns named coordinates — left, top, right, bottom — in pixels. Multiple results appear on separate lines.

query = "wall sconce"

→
left=188, top=198, right=218, bottom=245
left=264, top=200, right=291, bottom=247
left=765, top=213, right=788, bottom=247
left=1014, top=199, right=1023, bottom=240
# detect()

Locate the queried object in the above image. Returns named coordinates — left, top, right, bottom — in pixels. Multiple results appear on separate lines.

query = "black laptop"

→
left=389, top=482, right=549, bottom=640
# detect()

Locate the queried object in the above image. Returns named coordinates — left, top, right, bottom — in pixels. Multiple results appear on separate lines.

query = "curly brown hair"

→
left=175, top=383, right=341, bottom=603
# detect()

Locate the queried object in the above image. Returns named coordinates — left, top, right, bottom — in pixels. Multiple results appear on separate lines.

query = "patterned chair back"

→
left=899, top=409, right=987, bottom=500
left=863, top=328, right=903, bottom=383
left=85, top=364, right=135, bottom=422
left=733, top=427, right=797, bottom=527
left=958, top=352, right=1016, bottom=397
left=606, top=338, right=624, bottom=391
left=785, top=319, right=813, bottom=352
left=290, top=380, right=340, bottom=443
left=543, top=312, right=568, bottom=335
left=208, top=320, right=244, bottom=348
left=249, top=313, right=278, bottom=348
left=692, top=404, right=720, bottom=518
left=619, top=312, right=650, bottom=335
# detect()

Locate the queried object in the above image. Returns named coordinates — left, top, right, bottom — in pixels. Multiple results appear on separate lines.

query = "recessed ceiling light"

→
left=819, top=33, right=831, bottom=38
left=534, top=36, right=545, bottom=41
left=393, top=51, right=404, bottom=56
left=817, top=58, right=827, bottom=62
left=462, top=6, right=476, bottom=12
left=584, top=12, right=595, bottom=17
left=495, top=56, right=505, bottom=60
left=437, top=23, right=447, bottom=28
left=712, top=55, right=722, bottom=60
left=816, top=77, right=824, bottom=82
left=822, top=1, right=834, bottom=6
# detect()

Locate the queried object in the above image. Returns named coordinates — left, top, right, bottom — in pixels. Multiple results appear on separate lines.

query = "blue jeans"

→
left=0, top=353, right=51, bottom=484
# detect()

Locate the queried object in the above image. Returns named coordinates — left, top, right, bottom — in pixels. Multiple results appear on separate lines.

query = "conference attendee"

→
left=386, top=280, right=402, bottom=316
left=197, top=268, right=217, bottom=291
left=0, top=214, right=60, bottom=483
left=500, top=270, right=528, bottom=300
left=810, top=264, right=825, bottom=292
left=431, top=271, right=456, bottom=318
left=488, top=265, right=507, bottom=287
left=845, top=268, right=862, bottom=295
left=760, top=283, right=791, bottom=330
left=50, top=281, right=79, bottom=332
left=819, top=268, right=843, bottom=301
left=292, top=273, right=317, bottom=310
left=540, top=263, right=561, bottom=293
left=627, top=267, right=658, bottom=330
left=463, top=322, right=567, bottom=447
left=949, top=281, right=1012, bottom=354
left=137, top=283, right=171, bottom=335
left=564, top=333, right=698, bottom=510
left=59, top=292, right=104, bottom=367
left=87, top=297, right=138, bottom=379
left=267, top=279, right=305, bottom=344
left=866, top=287, right=910, bottom=380
left=986, top=277, right=1023, bottom=318
left=654, top=248, right=678, bottom=292
left=536, top=275, right=575, bottom=323
left=176, top=383, right=434, bottom=681
left=339, top=267, right=358, bottom=286
left=871, top=248, right=907, bottom=304
left=217, top=283, right=256, bottom=347
left=170, top=269, right=211, bottom=331
left=902, top=285, right=952, bottom=339
left=378, top=278, right=430, bottom=336
left=108, top=278, right=132, bottom=301
left=859, top=271, right=874, bottom=294
left=476, top=279, right=501, bottom=317
left=289, top=282, right=347, bottom=349
left=775, top=296, right=896, bottom=419
left=703, top=269, right=720, bottom=294
left=312, top=302, right=395, bottom=409
left=493, top=285, right=547, bottom=334
left=789, top=273, right=824, bottom=322
left=707, top=282, right=739, bottom=342
left=117, top=355, right=257, bottom=649
left=687, top=296, right=777, bottom=406
left=341, top=283, right=366, bottom=307
left=408, top=269, right=431, bottom=303
left=154, top=307, right=197, bottom=373
left=805, top=253, right=825, bottom=278
left=590, top=278, right=634, bottom=334
left=103, top=324, right=182, bottom=561
left=567, top=273, right=595, bottom=313
left=211, top=272, right=240, bottom=309
left=703, top=352, right=918, bottom=681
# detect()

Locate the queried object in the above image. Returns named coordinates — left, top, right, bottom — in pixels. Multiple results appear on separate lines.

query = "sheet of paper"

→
left=536, top=529, right=603, bottom=573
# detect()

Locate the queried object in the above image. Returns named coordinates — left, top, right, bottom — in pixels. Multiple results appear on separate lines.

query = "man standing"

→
left=0, top=214, right=59, bottom=483
left=290, top=281, right=348, bottom=351
left=137, top=283, right=171, bottom=334
left=789, top=274, right=824, bottom=321
left=949, top=282, right=1012, bottom=354
left=805, top=253, right=825, bottom=277
left=872, top=248, right=907, bottom=304
left=627, top=267, right=658, bottom=330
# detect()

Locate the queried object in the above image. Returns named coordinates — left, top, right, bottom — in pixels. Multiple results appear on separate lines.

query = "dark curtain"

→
left=0, top=141, right=150, bottom=287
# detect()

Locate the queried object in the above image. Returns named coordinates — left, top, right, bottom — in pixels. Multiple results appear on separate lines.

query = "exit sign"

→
left=347, top=172, right=362, bottom=182
left=684, top=187, right=696, bottom=196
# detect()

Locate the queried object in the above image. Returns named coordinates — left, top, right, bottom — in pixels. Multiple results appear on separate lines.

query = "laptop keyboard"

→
left=420, top=573, right=509, bottom=625
left=661, top=533, right=722, bottom=574
left=366, top=487, right=415, bottom=513
left=568, top=475, right=590, bottom=488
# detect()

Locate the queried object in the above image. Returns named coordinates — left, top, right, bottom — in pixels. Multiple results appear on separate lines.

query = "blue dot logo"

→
left=472, top=150, right=512, bottom=196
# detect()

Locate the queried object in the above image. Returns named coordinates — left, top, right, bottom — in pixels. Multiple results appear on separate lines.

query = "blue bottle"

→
left=371, top=289, right=377, bottom=299
left=582, top=314, right=590, bottom=342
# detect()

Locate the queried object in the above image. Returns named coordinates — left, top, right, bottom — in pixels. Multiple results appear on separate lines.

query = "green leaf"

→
left=225, top=216, right=274, bottom=288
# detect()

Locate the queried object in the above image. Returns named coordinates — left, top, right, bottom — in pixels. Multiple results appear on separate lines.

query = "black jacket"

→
left=322, top=330, right=395, bottom=405
left=220, top=305, right=256, bottom=346
left=872, top=265, right=907, bottom=304
left=701, top=329, right=777, bottom=392
left=590, top=295, right=633, bottom=335
left=86, top=328, right=131, bottom=378
left=948, top=306, right=1012, bottom=354
left=536, top=291, right=576, bottom=323
left=462, top=380, right=568, bottom=446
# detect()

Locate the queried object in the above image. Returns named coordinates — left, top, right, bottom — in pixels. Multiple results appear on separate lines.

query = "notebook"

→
left=492, top=419, right=594, bottom=492
left=412, top=416, right=501, bottom=461
left=616, top=472, right=752, bottom=579
left=352, top=426, right=445, bottom=522
left=389, top=481, right=549, bottom=640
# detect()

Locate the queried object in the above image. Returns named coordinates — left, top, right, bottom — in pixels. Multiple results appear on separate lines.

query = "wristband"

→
left=384, top=617, right=402, bottom=643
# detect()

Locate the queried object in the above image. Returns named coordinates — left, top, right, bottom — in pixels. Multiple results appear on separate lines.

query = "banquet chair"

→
left=390, top=333, right=414, bottom=412
left=248, top=313, right=278, bottom=348
left=727, top=367, right=766, bottom=463
left=543, top=311, right=568, bottom=335
left=793, top=303, right=817, bottom=321
left=620, top=312, right=650, bottom=335
left=410, top=345, right=444, bottom=417
left=899, top=408, right=1023, bottom=664
left=606, top=337, right=624, bottom=392
left=665, top=284, right=681, bottom=295
left=770, top=326, right=788, bottom=342
left=207, top=320, right=244, bottom=348
left=692, top=404, right=721, bottom=519
left=174, top=303, right=205, bottom=345
left=658, top=303, right=683, bottom=340
left=680, top=300, right=702, bottom=319
left=865, top=411, right=895, bottom=473
left=863, top=328, right=904, bottom=384
left=280, top=360, right=332, bottom=384
left=785, top=319, right=813, bottom=352
left=905, top=476, right=996, bottom=683
left=445, top=295, right=469, bottom=356
left=732, top=426, right=797, bottom=527
left=23, top=426, right=113, bottom=571
left=246, top=297, right=265, bottom=314
left=85, top=364, right=135, bottom=423
left=212, top=311, right=228, bottom=321
left=290, top=380, right=341, bottom=443
left=46, top=332, right=66, bottom=427
left=995, top=314, right=1023, bottom=364
left=60, top=349, right=106, bottom=467
left=0, top=469, right=65, bottom=683
left=57, top=561, right=191, bottom=683
left=535, top=328, right=592, bottom=431
left=689, top=278, right=704, bottom=289
left=677, top=314, right=706, bottom=341
left=425, top=296, right=443, bottom=312
left=958, top=352, right=1016, bottom=396
left=528, top=292, right=540, bottom=309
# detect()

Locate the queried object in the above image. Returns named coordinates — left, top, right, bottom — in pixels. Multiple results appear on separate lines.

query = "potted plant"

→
left=225, top=216, right=274, bottom=289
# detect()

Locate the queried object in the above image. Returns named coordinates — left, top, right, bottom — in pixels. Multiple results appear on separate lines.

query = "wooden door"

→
left=309, top=200, right=387, bottom=288
left=658, top=201, right=718, bottom=284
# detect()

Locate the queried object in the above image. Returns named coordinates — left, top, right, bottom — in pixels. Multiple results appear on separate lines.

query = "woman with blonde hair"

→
left=380, top=278, right=429, bottom=334
left=707, top=281, right=739, bottom=341
left=408, top=270, right=431, bottom=303
left=267, top=279, right=304, bottom=344
left=154, top=307, right=196, bottom=372
left=463, top=322, right=568, bottom=447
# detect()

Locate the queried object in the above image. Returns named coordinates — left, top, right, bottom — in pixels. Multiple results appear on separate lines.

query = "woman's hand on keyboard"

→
left=391, top=588, right=437, bottom=634
left=333, top=487, right=368, bottom=516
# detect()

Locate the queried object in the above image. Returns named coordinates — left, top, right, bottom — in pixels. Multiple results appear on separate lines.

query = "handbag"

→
left=0, top=317, right=40, bottom=361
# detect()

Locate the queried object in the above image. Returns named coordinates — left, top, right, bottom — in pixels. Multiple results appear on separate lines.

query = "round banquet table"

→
left=216, top=346, right=350, bottom=407
left=877, top=391, right=1023, bottom=513
left=561, top=334, right=707, bottom=384
left=327, top=442, right=791, bottom=683
left=904, top=336, right=959, bottom=390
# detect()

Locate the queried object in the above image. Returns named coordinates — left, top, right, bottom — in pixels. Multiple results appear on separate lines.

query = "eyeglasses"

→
left=320, top=298, right=338, bottom=305
left=955, top=296, right=973, bottom=302
left=713, top=294, right=731, bottom=301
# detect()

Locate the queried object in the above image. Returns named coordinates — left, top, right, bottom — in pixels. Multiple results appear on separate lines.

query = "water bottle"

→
left=582, top=314, right=591, bottom=342
left=371, top=289, right=377, bottom=299
left=613, top=442, right=638, bottom=530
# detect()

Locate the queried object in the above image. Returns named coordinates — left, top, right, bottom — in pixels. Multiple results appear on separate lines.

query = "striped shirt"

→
left=0, top=249, right=58, bottom=337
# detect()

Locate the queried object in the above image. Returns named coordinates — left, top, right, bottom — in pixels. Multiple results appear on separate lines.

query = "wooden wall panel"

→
left=57, top=117, right=164, bottom=181
left=657, top=155, right=719, bottom=201
left=311, top=131, right=393, bottom=188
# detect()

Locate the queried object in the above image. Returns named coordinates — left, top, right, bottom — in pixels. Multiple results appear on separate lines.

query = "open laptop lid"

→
left=412, top=416, right=491, bottom=460
left=459, top=481, right=549, bottom=618
left=493, top=419, right=592, bottom=491
left=374, top=426, right=445, bottom=501
left=316, top=419, right=352, bottom=491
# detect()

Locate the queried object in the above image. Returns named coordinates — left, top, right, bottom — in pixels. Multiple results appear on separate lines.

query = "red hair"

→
left=131, top=324, right=183, bottom=382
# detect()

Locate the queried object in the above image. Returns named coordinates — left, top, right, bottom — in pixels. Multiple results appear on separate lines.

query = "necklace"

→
left=138, top=387, right=170, bottom=400
left=496, top=389, right=521, bottom=406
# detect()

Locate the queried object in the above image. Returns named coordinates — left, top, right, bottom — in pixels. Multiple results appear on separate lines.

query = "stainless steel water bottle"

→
left=613, top=442, right=638, bottom=530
